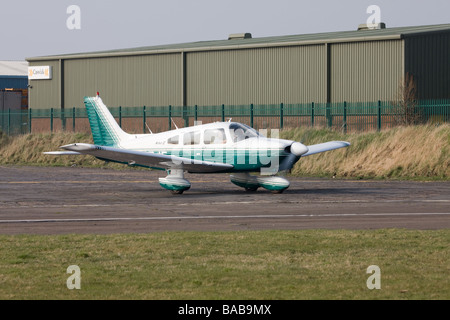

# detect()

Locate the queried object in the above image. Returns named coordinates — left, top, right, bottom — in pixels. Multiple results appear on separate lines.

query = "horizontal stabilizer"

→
left=303, top=141, right=350, bottom=157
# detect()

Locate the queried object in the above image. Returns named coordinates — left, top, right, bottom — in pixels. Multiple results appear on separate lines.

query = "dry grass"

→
left=1, top=124, right=449, bottom=179
left=283, top=124, right=449, bottom=179
left=0, top=131, right=109, bottom=168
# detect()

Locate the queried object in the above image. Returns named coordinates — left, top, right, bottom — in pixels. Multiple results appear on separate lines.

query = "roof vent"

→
left=228, top=33, right=252, bottom=40
left=357, top=22, right=386, bottom=30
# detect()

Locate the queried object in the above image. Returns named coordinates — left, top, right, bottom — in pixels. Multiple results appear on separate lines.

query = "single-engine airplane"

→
left=45, top=93, right=350, bottom=194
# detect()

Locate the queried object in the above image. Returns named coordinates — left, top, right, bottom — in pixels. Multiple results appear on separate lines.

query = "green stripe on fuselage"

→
left=133, top=148, right=289, bottom=171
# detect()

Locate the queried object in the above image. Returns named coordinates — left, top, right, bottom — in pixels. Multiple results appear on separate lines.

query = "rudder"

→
left=84, top=94, right=129, bottom=147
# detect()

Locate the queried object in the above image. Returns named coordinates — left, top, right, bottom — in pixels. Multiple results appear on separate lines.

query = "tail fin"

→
left=84, top=94, right=129, bottom=147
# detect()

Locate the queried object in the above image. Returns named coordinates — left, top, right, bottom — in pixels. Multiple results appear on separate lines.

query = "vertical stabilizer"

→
left=84, top=94, right=129, bottom=147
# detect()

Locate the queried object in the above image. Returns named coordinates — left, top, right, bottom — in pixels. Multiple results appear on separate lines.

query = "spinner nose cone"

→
left=290, top=142, right=309, bottom=156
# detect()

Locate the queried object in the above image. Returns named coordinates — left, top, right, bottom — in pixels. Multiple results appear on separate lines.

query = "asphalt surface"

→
left=0, top=166, right=449, bottom=234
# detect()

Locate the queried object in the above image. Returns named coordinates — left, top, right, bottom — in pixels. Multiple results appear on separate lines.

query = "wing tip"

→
left=61, top=143, right=97, bottom=152
left=43, top=151, right=81, bottom=155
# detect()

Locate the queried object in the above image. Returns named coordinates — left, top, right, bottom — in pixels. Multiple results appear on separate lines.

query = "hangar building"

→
left=0, top=61, right=28, bottom=90
left=26, top=23, right=450, bottom=111
left=0, top=61, right=28, bottom=112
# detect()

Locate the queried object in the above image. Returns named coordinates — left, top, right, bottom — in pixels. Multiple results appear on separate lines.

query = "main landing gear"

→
left=159, top=171, right=289, bottom=194
left=159, top=169, right=191, bottom=194
left=230, top=173, right=290, bottom=194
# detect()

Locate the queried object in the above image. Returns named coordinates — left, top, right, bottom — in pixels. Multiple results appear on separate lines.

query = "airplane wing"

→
left=302, top=141, right=350, bottom=157
left=43, top=151, right=82, bottom=155
left=46, top=143, right=233, bottom=173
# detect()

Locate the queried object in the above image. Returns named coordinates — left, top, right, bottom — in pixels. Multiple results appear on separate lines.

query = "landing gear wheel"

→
left=271, top=189, right=285, bottom=194
left=159, top=169, right=191, bottom=194
left=245, top=187, right=259, bottom=192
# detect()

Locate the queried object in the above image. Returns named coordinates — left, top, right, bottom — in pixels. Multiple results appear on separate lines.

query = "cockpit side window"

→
left=183, top=131, right=201, bottom=145
left=229, top=123, right=261, bottom=142
left=204, top=128, right=227, bottom=144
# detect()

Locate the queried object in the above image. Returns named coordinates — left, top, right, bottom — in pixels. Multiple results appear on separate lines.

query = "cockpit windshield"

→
left=229, top=123, right=262, bottom=142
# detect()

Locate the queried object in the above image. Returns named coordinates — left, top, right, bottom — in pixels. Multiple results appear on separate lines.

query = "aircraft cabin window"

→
left=229, top=123, right=261, bottom=142
left=204, top=128, right=227, bottom=144
left=167, top=135, right=179, bottom=145
left=183, top=131, right=201, bottom=145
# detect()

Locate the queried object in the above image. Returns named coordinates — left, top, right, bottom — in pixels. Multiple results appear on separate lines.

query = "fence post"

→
left=221, top=104, right=225, bottom=122
left=194, top=105, right=198, bottom=123
left=183, top=105, right=189, bottom=127
left=250, top=103, right=254, bottom=128
left=311, top=102, right=315, bottom=127
left=326, top=103, right=332, bottom=128
left=73, top=107, right=76, bottom=132
left=143, top=106, right=146, bottom=133
left=280, top=103, right=284, bottom=130
left=7, top=108, right=11, bottom=135
left=28, top=108, right=32, bottom=134
left=62, top=109, right=66, bottom=132
left=343, top=101, right=347, bottom=134
left=377, top=100, right=381, bottom=132
left=168, top=105, right=172, bottom=130
left=50, top=108, right=54, bottom=132
left=119, top=106, right=122, bottom=128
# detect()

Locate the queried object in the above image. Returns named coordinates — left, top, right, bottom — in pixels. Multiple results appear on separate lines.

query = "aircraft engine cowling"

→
left=290, top=142, right=309, bottom=156
left=278, top=142, right=308, bottom=172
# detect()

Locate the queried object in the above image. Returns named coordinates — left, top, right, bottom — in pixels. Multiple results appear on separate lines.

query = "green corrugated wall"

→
left=26, top=29, right=450, bottom=110
left=28, top=60, right=60, bottom=110
left=63, top=54, right=182, bottom=109
left=405, top=32, right=450, bottom=100
left=186, top=45, right=327, bottom=106
left=330, top=40, right=404, bottom=102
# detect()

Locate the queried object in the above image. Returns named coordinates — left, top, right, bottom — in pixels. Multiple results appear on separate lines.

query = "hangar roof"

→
left=27, top=23, right=450, bottom=61
left=0, top=61, right=28, bottom=76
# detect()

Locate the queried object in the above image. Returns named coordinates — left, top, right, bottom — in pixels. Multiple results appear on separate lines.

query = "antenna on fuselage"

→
left=227, top=118, right=232, bottom=122
left=145, top=122, right=153, bottom=134
left=171, top=118, right=179, bottom=130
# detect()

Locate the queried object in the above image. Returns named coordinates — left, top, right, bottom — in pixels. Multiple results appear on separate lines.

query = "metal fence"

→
left=1, top=100, right=449, bottom=136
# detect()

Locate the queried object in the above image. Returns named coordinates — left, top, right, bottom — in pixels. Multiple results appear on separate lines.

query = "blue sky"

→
left=1, top=0, right=449, bottom=60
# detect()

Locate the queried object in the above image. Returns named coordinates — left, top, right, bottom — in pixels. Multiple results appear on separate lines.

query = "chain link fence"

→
left=1, top=100, right=449, bottom=135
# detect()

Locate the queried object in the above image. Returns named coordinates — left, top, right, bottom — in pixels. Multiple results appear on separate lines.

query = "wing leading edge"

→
left=56, top=143, right=233, bottom=173
left=302, top=141, right=350, bottom=157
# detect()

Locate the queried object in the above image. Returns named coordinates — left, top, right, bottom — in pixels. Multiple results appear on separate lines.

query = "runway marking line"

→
left=0, top=212, right=449, bottom=224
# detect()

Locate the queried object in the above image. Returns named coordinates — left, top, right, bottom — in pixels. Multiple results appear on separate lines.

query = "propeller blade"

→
left=278, top=153, right=300, bottom=171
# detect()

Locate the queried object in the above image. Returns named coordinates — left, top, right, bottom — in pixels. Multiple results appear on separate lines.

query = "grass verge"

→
left=0, top=229, right=448, bottom=300
left=282, top=124, right=450, bottom=179
left=1, top=124, right=449, bottom=179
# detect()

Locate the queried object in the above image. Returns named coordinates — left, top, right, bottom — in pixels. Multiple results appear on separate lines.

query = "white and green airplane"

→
left=45, top=94, right=350, bottom=194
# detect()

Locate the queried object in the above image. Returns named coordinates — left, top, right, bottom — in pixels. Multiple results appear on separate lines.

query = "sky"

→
left=1, top=0, right=450, bottom=60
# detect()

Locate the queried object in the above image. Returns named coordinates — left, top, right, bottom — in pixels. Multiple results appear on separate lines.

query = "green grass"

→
left=0, top=229, right=448, bottom=300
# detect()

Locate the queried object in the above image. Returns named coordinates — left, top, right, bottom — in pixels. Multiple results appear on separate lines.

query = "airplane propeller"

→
left=278, top=142, right=308, bottom=172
